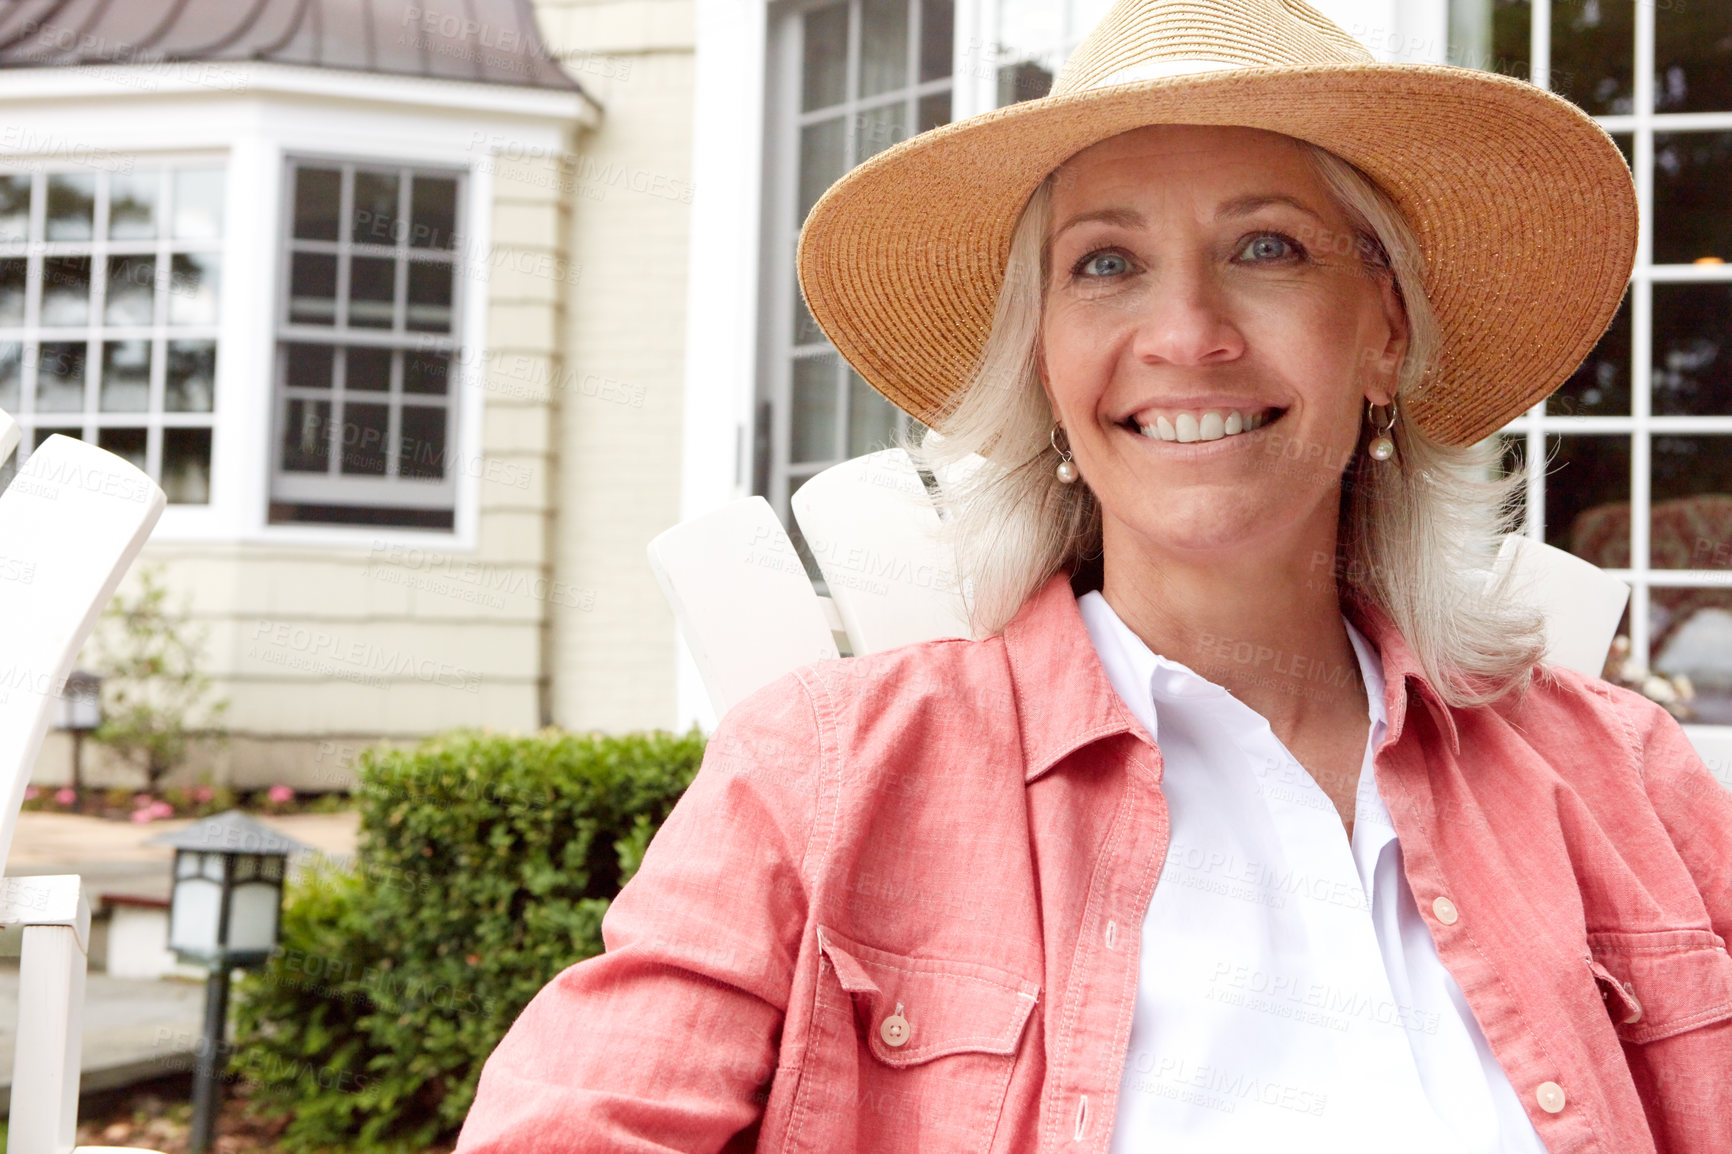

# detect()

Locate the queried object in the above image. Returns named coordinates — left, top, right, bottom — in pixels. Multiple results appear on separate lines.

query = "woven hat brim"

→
left=796, top=63, right=1638, bottom=448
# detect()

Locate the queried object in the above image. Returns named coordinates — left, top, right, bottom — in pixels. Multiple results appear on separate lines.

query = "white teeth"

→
left=1135, top=408, right=1273, bottom=443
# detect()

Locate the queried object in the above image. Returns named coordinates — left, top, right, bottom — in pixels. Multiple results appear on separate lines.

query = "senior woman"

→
left=458, top=1, right=1732, bottom=1152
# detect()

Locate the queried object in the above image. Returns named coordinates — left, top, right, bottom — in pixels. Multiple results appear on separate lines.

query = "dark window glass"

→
left=1549, top=0, right=1633, bottom=116
left=97, top=426, right=147, bottom=472
left=99, top=340, right=151, bottom=412
left=285, top=342, right=334, bottom=391
left=340, top=402, right=390, bottom=474
left=348, top=257, right=397, bottom=329
left=45, top=173, right=94, bottom=242
left=1550, top=287, right=1630, bottom=416
left=406, top=262, right=453, bottom=333
left=36, top=341, right=87, bottom=411
left=293, top=168, right=342, bottom=242
left=860, top=0, right=909, bottom=98
left=104, top=255, right=156, bottom=326
left=345, top=346, right=392, bottom=392
left=1548, top=434, right=1631, bottom=565
left=1654, top=131, right=1732, bottom=265
left=403, top=349, right=450, bottom=394
left=920, top=0, right=954, bottom=82
left=167, top=253, right=220, bottom=326
left=918, top=91, right=950, bottom=133
left=40, top=256, right=91, bottom=326
left=0, top=259, right=25, bottom=326
left=1652, top=436, right=1732, bottom=569
left=399, top=406, right=447, bottom=479
left=799, top=118, right=846, bottom=226
left=410, top=176, right=458, bottom=249
left=289, top=253, right=338, bottom=325
left=163, top=427, right=212, bottom=504
left=1656, top=3, right=1732, bottom=113
left=352, top=171, right=401, bottom=247
left=108, top=171, right=159, bottom=240
left=1653, top=283, right=1732, bottom=417
left=998, top=61, right=1053, bottom=105
left=847, top=368, right=899, bottom=456
left=792, top=353, right=840, bottom=463
left=0, top=173, right=29, bottom=243
left=281, top=398, right=331, bottom=472
left=855, top=101, right=908, bottom=164
left=166, top=340, right=216, bottom=412
left=803, top=4, right=849, bottom=112
left=0, top=341, right=19, bottom=411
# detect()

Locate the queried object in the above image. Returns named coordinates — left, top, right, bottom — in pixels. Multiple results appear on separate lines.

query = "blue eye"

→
left=1240, top=233, right=1299, bottom=262
left=1078, top=250, right=1131, bottom=278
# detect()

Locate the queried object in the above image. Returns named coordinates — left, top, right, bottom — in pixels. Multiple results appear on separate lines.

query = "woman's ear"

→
left=1365, top=272, right=1409, bottom=407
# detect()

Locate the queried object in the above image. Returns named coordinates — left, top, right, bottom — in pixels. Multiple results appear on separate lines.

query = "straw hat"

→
left=796, top=0, right=1637, bottom=447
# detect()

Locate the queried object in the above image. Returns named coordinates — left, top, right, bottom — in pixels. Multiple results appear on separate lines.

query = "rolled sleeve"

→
left=457, top=671, right=822, bottom=1154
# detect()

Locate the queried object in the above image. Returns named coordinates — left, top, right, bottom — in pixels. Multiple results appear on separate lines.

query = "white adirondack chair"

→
left=649, top=447, right=1632, bottom=720
left=0, top=415, right=168, bottom=1154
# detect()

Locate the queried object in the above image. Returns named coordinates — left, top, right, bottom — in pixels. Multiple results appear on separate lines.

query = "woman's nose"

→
left=1129, top=265, right=1245, bottom=367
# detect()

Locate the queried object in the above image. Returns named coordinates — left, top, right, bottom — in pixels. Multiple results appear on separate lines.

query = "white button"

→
left=1536, top=1081, right=1566, bottom=1113
left=880, top=1001, right=910, bottom=1047
left=1432, top=895, right=1459, bottom=925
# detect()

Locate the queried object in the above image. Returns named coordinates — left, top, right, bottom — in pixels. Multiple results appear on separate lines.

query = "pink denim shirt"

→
left=457, top=570, right=1732, bottom=1153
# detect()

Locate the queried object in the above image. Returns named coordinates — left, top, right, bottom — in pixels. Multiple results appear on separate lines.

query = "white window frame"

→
left=0, top=157, right=225, bottom=502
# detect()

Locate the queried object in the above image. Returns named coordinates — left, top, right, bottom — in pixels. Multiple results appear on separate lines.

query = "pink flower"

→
left=267, top=785, right=295, bottom=804
left=54, top=788, right=77, bottom=806
left=191, top=785, right=214, bottom=803
left=25, top=786, right=39, bottom=801
left=133, top=793, right=153, bottom=807
left=130, top=800, right=175, bottom=823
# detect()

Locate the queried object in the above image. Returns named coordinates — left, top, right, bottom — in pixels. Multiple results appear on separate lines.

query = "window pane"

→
left=919, top=0, right=953, bottom=83
left=293, top=167, right=341, bottom=241
left=345, top=345, right=392, bottom=391
left=1652, top=436, right=1732, bottom=569
left=162, top=427, right=212, bottom=503
left=399, top=405, right=447, bottom=479
left=406, top=261, right=453, bottom=332
left=1656, top=4, right=1732, bottom=113
left=173, top=169, right=224, bottom=240
left=97, top=426, right=146, bottom=471
left=997, top=0, right=1062, bottom=62
left=1654, top=131, right=1732, bottom=265
left=0, top=174, right=28, bottom=244
left=108, top=171, right=159, bottom=240
left=1653, top=586, right=1732, bottom=724
left=0, top=259, right=24, bottom=326
left=918, top=90, right=950, bottom=133
left=285, top=342, right=334, bottom=391
left=404, top=348, right=450, bottom=394
left=799, top=117, right=846, bottom=225
left=1653, top=283, right=1732, bottom=417
left=792, top=353, right=840, bottom=463
left=410, top=176, right=457, bottom=249
left=860, top=0, right=909, bottom=98
left=45, top=173, right=94, bottom=242
left=348, top=256, right=396, bottom=329
left=41, top=256, right=91, bottom=326
left=794, top=271, right=824, bottom=346
left=803, top=4, right=849, bottom=112
left=104, top=255, right=156, bottom=326
left=99, top=340, right=151, bottom=411
left=0, top=341, right=19, bottom=411
left=288, top=253, right=338, bottom=325
left=340, top=402, right=390, bottom=474
left=998, top=61, right=1053, bottom=105
left=166, top=340, right=216, bottom=412
left=1487, top=0, right=1532, bottom=82
left=168, top=253, right=220, bottom=325
left=1550, top=287, right=1629, bottom=416
left=281, top=398, right=331, bottom=471
left=352, top=171, right=401, bottom=246
left=855, top=101, right=907, bottom=164
left=36, top=341, right=87, bottom=412
left=1549, top=433, right=1631, bottom=564
left=1549, top=0, right=1632, bottom=116
left=847, top=368, right=898, bottom=456
left=35, top=426, right=79, bottom=447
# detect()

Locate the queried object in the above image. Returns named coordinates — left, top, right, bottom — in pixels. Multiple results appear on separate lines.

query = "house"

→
left=1, top=0, right=1727, bottom=788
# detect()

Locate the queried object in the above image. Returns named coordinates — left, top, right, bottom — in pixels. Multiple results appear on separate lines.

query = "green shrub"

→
left=232, top=727, right=706, bottom=1153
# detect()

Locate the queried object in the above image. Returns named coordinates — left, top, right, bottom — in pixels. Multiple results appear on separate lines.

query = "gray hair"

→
left=899, top=137, right=1546, bottom=707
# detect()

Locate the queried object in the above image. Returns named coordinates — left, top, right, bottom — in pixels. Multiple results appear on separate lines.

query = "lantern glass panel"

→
left=201, top=854, right=225, bottom=881
left=261, top=856, right=284, bottom=881
left=228, top=881, right=280, bottom=954
left=234, top=855, right=258, bottom=881
left=176, top=851, right=200, bottom=879
left=169, top=877, right=223, bottom=955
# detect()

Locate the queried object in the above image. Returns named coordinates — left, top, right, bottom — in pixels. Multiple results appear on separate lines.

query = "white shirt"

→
left=1077, top=591, right=1548, bottom=1154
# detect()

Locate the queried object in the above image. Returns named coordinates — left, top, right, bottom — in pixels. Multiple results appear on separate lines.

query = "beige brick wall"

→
left=536, top=0, right=697, bottom=734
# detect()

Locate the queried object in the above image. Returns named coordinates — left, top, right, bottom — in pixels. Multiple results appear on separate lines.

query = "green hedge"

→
left=231, top=727, right=706, bottom=1153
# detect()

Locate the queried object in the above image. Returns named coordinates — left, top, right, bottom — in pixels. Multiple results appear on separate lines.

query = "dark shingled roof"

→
left=0, top=0, right=584, bottom=92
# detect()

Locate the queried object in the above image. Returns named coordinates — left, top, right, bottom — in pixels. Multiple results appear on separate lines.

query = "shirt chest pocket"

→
left=789, top=923, right=1041, bottom=1154
left=1586, top=928, right=1732, bottom=1045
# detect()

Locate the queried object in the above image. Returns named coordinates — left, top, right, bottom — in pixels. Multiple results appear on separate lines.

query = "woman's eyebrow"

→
left=1217, top=192, right=1325, bottom=222
left=1049, top=205, right=1146, bottom=244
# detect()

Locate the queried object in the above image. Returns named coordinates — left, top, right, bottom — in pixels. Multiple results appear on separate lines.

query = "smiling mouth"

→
left=1119, top=407, right=1287, bottom=444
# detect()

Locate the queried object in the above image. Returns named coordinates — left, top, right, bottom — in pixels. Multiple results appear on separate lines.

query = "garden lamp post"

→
left=52, top=669, right=101, bottom=812
left=153, top=811, right=308, bottom=1154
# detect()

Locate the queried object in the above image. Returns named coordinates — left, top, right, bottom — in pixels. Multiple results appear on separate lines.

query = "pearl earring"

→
left=1051, top=423, right=1078, bottom=484
left=1367, top=399, right=1398, bottom=462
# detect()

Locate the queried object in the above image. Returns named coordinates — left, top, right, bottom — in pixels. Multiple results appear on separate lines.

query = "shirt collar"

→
left=1001, top=570, right=1459, bottom=785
